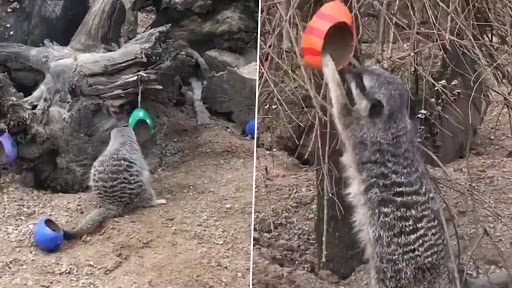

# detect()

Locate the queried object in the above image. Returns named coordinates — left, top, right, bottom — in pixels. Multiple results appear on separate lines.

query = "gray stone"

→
left=204, top=49, right=244, bottom=73
left=184, top=3, right=257, bottom=53
left=318, top=270, right=340, bottom=284
left=202, top=62, right=257, bottom=126
left=161, top=0, right=212, bottom=13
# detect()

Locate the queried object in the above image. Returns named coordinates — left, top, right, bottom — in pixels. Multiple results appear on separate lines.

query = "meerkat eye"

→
left=368, top=99, right=384, bottom=118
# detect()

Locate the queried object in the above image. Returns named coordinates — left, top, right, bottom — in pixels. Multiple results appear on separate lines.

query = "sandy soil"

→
left=0, top=120, right=254, bottom=288
left=251, top=104, right=512, bottom=287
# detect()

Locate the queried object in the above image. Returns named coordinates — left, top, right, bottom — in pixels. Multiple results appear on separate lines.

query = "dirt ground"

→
left=0, top=119, right=254, bottom=288
left=251, top=104, right=512, bottom=287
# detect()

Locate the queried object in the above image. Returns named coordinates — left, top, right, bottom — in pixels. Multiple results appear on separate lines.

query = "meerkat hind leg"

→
left=134, top=179, right=167, bottom=207
left=140, top=194, right=167, bottom=207
left=139, top=170, right=166, bottom=206
left=152, top=198, right=167, bottom=205
left=139, top=186, right=167, bottom=208
left=138, top=194, right=167, bottom=208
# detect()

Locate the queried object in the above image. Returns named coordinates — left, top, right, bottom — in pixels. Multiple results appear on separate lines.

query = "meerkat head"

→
left=109, top=126, right=137, bottom=146
left=321, top=53, right=412, bottom=140
left=111, top=126, right=135, bottom=139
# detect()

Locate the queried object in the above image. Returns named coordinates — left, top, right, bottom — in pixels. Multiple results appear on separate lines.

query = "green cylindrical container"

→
left=128, top=107, right=155, bottom=134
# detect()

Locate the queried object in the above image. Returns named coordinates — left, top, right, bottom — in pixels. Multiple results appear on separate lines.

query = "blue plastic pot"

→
left=246, top=119, right=255, bottom=139
left=33, top=218, right=64, bottom=253
left=0, top=131, right=17, bottom=165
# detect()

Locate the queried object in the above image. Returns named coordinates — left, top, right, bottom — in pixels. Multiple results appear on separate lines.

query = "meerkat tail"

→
left=63, top=207, right=117, bottom=240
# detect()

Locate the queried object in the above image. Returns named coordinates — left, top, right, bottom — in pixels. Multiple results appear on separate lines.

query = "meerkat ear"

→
left=340, top=68, right=372, bottom=117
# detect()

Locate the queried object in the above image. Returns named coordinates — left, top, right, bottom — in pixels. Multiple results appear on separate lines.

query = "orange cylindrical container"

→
left=301, top=0, right=356, bottom=70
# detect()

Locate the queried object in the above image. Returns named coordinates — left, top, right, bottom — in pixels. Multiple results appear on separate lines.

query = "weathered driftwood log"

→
left=0, top=0, right=197, bottom=192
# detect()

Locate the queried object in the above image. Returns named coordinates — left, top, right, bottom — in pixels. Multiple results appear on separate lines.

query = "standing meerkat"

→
left=321, top=54, right=460, bottom=287
left=63, top=126, right=166, bottom=240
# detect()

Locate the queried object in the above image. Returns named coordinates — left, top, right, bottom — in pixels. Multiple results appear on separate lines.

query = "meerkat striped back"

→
left=90, top=148, right=148, bottom=209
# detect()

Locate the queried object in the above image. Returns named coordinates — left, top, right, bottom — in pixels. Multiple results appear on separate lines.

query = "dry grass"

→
left=257, top=0, right=512, bottom=154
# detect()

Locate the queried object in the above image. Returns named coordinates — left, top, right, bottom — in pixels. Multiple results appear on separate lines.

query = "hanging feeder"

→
left=0, top=130, right=17, bottom=165
left=301, top=0, right=356, bottom=70
left=128, top=107, right=155, bottom=135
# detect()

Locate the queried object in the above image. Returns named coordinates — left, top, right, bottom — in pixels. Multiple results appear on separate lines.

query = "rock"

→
left=318, top=270, right=340, bottom=284
left=161, top=0, right=212, bottom=13
left=204, top=49, right=244, bottom=73
left=202, top=62, right=256, bottom=126
left=154, top=2, right=258, bottom=54
left=199, top=3, right=257, bottom=52
left=0, top=0, right=88, bottom=46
